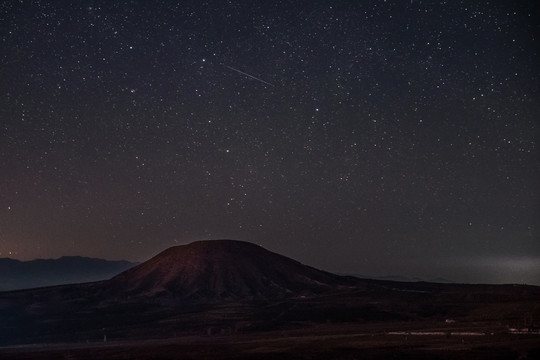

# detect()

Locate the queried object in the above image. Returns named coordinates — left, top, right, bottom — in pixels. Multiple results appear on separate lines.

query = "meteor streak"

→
left=223, top=64, right=275, bottom=87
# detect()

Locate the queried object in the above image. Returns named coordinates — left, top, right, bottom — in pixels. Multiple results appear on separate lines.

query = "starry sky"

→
left=1, top=0, right=539, bottom=285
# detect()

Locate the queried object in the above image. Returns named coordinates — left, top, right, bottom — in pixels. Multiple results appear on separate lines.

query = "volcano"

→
left=108, top=240, right=356, bottom=300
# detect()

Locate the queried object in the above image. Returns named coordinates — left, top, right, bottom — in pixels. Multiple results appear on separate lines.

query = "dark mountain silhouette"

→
left=108, top=240, right=357, bottom=300
left=0, top=256, right=136, bottom=291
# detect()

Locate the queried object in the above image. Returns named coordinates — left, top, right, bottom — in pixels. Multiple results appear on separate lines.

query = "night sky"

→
left=1, top=1, right=539, bottom=285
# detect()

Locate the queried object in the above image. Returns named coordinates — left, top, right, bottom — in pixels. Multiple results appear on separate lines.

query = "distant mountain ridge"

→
left=0, top=256, right=137, bottom=291
left=348, top=274, right=454, bottom=284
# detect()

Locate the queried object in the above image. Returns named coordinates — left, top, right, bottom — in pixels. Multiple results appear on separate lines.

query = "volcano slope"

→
left=0, top=240, right=539, bottom=359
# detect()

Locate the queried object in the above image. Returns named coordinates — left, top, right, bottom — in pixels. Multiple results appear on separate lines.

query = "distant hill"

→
left=108, top=239, right=358, bottom=300
left=0, top=256, right=137, bottom=291
left=349, top=274, right=454, bottom=284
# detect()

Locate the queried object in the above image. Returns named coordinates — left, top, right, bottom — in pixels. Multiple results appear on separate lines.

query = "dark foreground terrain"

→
left=1, top=241, right=539, bottom=359
left=1, top=324, right=539, bottom=360
left=1, top=281, right=539, bottom=359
